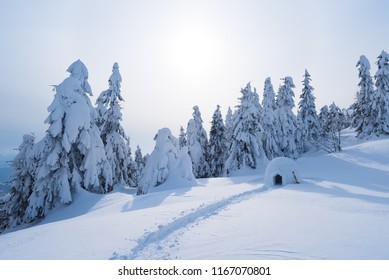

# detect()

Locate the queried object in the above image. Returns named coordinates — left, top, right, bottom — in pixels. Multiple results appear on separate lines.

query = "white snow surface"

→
left=1, top=133, right=389, bottom=260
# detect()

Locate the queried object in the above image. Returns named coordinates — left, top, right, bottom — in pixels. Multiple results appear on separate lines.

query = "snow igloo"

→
left=265, top=157, right=301, bottom=187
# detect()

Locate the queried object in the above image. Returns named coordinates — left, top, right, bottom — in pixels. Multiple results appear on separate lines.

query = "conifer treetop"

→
left=67, top=59, right=92, bottom=95
left=108, top=62, right=123, bottom=101
left=357, top=55, right=371, bottom=71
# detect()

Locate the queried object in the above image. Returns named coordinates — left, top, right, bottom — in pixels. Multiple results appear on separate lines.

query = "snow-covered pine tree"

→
left=209, top=105, right=227, bottom=177
left=363, top=50, right=389, bottom=136
left=252, top=86, right=263, bottom=114
left=318, top=105, right=329, bottom=135
left=225, top=83, right=267, bottom=175
left=261, top=77, right=281, bottom=159
left=352, top=56, right=375, bottom=136
left=262, top=78, right=277, bottom=110
left=134, top=145, right=146, bottom=186
left=322, top=102, right=344, bottom=152
left=178, top=126, right=187, bottom=148
left=297, top=70, right=320, bottom=153
left=95, top=91, right=107, bottom=130
left=3, top=134, right=35, bottom=230
left=0, top=190, right=10, bottom=233
left=22, top=60, right=112, bottom=223
left=275, top=77, right=299, bottom=159
left=295, top=114, right=304, bottom=155
left=96, top=62, right=135, bottom=188
left=224, top=106, right=234, bottom=150
left=186, top=106, right=210, bottom=178
left=137, top=128, right=196, bottom=195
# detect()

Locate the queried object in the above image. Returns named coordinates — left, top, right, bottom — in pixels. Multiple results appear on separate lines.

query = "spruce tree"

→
left=352, top=56, right=374, bottom=136
left=275, top=77, right=299, bottom=159
left=297, top=70, right=320, bottom=153
left=225, top=83, right=267, bottom=175
left=261, top=77, right=281, bottom=159
left=186, top=106, right=210, bottom=178
left=134, top=145, right=145, bottom=187
left=96, top=62, right=136, bottom=188
left=324, top=102, right=344, bottom=152
left=137, top=128, right=195, bottom=195
left=22, top=60, right=112, bottom=224
left=224, top=106, right=234, bottom=150
left=5, top=134, right=36, bottom=229
left=318, top=105, right=330, bottom=135
left=366, top=50, right=389, bottom=136
left=209, top=105, right=227, bottom=177
left=0, top=195, right=8, bottom=233
left=178, top=126, right=187, bottom=148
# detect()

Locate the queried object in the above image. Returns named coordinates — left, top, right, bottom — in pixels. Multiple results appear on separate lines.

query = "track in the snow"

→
left=111, top=184, right=269, bottom=260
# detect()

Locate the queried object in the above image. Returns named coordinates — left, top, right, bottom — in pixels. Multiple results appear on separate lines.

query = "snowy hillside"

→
left=0, top=133, right=388, bottom=260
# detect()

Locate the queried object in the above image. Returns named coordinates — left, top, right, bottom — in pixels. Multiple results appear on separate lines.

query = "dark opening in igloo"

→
left=274, top=174, right=283, bottom=185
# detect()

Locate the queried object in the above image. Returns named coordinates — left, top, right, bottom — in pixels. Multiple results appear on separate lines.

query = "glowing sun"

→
left=168, top=24, right=219, bottom=77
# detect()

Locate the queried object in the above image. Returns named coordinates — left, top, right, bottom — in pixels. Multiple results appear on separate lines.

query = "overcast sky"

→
left=1, top=0, right=389, bottom=156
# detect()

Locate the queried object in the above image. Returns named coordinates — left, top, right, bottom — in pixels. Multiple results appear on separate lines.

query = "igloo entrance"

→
left=274, top=174, right=283, bottom=185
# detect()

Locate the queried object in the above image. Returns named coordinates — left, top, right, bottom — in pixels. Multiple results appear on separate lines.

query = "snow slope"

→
left=0, top=134, right=388, bottom=260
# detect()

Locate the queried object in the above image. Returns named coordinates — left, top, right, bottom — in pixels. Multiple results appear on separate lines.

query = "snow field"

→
left=0, top=136, right=388, bottom=259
